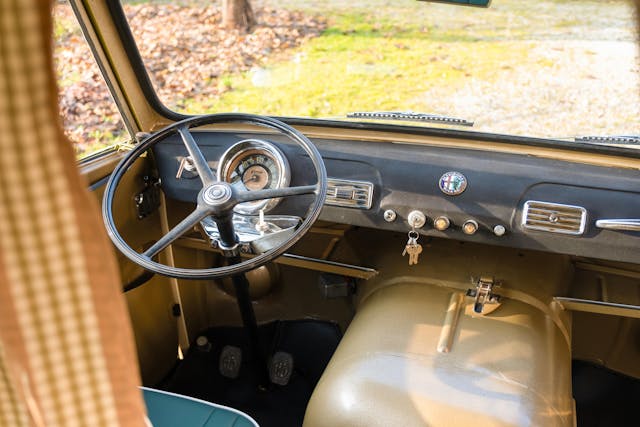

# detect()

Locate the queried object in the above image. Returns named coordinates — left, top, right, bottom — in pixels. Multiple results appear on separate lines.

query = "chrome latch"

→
left=466, top=276, right=501, bottom=315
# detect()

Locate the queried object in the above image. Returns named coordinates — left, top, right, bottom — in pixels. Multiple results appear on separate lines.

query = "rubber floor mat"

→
left=573, top=360, right=640, bottom=427
left=163, top=319, right=341, bottom=427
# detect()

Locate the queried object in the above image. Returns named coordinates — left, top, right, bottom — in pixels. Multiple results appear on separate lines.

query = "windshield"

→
left=122, top=0, right=639, bottom=141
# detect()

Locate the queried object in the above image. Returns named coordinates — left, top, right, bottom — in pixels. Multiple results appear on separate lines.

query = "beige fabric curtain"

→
left=0, top=0, right=146, bottom=426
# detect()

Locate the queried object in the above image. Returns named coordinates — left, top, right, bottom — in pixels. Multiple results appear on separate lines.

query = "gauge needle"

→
left=244, top=174, right=259, bottom=183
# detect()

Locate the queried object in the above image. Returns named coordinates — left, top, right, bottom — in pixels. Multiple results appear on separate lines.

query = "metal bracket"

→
left=466, top=276, right=501, bottom=315
left=134, top=175, right=161, bottom=220
left=318, top=274, right=356, bottom=299
left=216, top=241, right=242, bottom=257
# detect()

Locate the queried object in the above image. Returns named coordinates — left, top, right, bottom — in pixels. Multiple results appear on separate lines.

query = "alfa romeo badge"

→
left=439, top=171, right=467, bottom=195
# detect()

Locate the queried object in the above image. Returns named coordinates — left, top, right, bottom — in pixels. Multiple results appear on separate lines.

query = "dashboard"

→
left=152, top=130, right=640, bottom=264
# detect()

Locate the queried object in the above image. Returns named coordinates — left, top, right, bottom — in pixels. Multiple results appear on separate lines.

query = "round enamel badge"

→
left=439, top=171, right=467, bottom=195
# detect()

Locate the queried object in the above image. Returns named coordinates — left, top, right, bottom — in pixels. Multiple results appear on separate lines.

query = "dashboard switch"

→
left=383, top=209, right=397, bottom=222
left=493, top=225, right=506, bottom=236
left=462, top=219, right=479, bottom=235
left=434, top=216, right=450, bottom=231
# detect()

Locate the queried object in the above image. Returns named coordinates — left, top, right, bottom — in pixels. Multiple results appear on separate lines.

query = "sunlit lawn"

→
left=181, top=0, right=638, bottom=138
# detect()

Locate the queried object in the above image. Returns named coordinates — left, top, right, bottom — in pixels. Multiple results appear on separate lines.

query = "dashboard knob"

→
left=383, top=209, right=397, bottom=222
left=433, top=216, right=450, bottom=231
left=462, top=219, right=479, bottom=235
left=493, top=225, right=506, bottom=236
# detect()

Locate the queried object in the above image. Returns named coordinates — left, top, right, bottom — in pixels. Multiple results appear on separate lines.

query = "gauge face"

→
left=226, top=150, right=279, bottom=192
left=218, top=140, right=290, bottom=214
left=242, top=165, right=270, bottom=190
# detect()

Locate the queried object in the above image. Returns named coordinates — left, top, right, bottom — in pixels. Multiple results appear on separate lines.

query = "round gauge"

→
left=218, top=139, right=290, bottom=214
left=241, top=164, right=270, bottom=191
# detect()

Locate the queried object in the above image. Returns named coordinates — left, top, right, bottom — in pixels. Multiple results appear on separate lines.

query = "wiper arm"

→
left=575, top=135, right=640, bottom=145
left=347, top=111, right=474, bottom=127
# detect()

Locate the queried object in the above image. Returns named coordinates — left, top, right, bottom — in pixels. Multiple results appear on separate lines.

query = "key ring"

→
left=408, top=230, right=419, bottom=240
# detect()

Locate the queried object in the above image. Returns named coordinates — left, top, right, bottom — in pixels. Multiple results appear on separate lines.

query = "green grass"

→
left=180, top=6, right=540, bottom=116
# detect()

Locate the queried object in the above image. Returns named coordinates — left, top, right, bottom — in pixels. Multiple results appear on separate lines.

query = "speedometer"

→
left=218, top=139, right=290, bottom=214
left=228, top=150, right=278, bottom=191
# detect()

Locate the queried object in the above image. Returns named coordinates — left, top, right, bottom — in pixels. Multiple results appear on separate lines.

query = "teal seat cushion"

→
left=142, top=387, right=258, bottom=427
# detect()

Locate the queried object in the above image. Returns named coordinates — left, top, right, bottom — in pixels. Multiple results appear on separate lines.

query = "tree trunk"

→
left=223, top=0, right=256, bottom=32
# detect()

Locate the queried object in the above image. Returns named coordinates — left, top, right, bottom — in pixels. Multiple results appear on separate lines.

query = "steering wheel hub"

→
left=203, top=182, right=233, bottom=205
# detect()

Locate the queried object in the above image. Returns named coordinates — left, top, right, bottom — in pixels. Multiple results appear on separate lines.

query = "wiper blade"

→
left=575, top=135, right=640, bottom=145
left=347, top=111, right=474, bottom=127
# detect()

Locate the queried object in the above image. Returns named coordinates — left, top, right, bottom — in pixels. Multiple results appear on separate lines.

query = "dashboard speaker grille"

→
left=325, top=178, right=374, bottom=209
left=522, top=201, right=587, bottom=235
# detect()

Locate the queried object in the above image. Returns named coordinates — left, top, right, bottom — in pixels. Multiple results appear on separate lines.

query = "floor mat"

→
left=573, top=360, right=640, bottom=427
left=164, top=319, right=342, bottom=427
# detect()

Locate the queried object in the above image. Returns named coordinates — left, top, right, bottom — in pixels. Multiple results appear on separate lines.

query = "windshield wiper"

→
left=575, top=135, right=640, bottom=145
left=347, top=111, right=474, bottom=127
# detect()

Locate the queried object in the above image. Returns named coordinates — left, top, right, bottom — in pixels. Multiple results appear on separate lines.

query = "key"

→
left=402, top=231, right=418, bottom=256
left=176, top=157, right=188, bottom=179
left=401, top=237, right=415, bottom=257
left=402, top=231, right=422, bottom=265
left=407, top=243, right=423, bottom=265
left=176, top=156, right=196, bottom=179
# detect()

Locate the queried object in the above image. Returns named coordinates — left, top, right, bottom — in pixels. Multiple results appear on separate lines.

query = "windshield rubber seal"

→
left=105, top=1, right=640, bottom=160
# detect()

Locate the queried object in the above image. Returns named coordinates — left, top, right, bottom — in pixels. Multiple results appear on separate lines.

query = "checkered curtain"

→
left=0, top=0, right=146, bottom=426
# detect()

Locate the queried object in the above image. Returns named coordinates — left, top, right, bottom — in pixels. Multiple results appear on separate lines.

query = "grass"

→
left=184, top=0, right=629, bottom=117
left=193, top=18, right=530, bottom=117
left=180, top=0, right=637, bottom=130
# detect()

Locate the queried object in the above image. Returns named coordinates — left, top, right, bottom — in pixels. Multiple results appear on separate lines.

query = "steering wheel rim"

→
left=102, top=113, right=327, bottom=279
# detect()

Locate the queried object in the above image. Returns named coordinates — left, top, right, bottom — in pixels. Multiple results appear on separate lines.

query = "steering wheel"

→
left=102, top=113, right=327, bottom=280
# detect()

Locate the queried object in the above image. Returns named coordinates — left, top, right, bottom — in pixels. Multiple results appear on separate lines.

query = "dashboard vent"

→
left=522, top=201, right=587, bottom=235
left=325, top=178, right=374, bottom=210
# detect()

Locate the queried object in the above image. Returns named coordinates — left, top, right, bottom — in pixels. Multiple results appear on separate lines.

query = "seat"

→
left=143, top=388, right=258, bottom=427
left=0, top=1, right=256, bottom=426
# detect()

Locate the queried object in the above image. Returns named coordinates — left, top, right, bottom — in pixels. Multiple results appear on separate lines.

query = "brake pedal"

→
left=219, top=345, right=242, bottom=379
left=269, top=351, right=294, bottom=386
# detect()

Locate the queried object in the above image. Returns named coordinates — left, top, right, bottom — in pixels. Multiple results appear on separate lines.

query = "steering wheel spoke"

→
left=177, top=125, right=216, bottom=186
left=236, top=184, right=317, bottom=203
left=143, top=206, right=211, bottom=259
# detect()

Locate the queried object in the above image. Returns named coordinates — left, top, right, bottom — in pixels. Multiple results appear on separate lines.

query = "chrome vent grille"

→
left=325, top=178, right=374, bottom=210
left=522, top=201, right=587, bottom=235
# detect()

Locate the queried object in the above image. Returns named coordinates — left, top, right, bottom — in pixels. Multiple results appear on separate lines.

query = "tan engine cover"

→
left=304, top=283, right=574, bottom=427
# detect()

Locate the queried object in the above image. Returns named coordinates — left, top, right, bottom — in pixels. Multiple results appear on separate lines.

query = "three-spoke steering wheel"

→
left=102, top=114, right=327, bottom=279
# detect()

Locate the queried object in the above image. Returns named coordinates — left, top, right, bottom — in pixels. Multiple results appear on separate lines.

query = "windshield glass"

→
left=122, top=0, right=639, bottom=141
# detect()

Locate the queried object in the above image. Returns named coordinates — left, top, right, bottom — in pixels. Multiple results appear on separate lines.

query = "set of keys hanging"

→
left=402, top=230, right=423, bottom=265
left=402, top=210, right=426, bottom=266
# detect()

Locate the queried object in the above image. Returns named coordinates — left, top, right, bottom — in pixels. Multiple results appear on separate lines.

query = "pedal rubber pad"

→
left=269, top=351, right=294, bottom=386
left=219, top=345, right=242, bottom=379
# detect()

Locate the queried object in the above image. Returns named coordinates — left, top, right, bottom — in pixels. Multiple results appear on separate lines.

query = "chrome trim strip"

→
left=595, top=219, right=640, bottom=231
left=554, top=297, right=640, bottom=319
left=176, top=237, right=378, bottom=280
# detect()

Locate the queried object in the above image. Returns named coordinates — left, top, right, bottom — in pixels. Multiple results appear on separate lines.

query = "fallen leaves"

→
left=53, top=2, right=326, bottom=156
